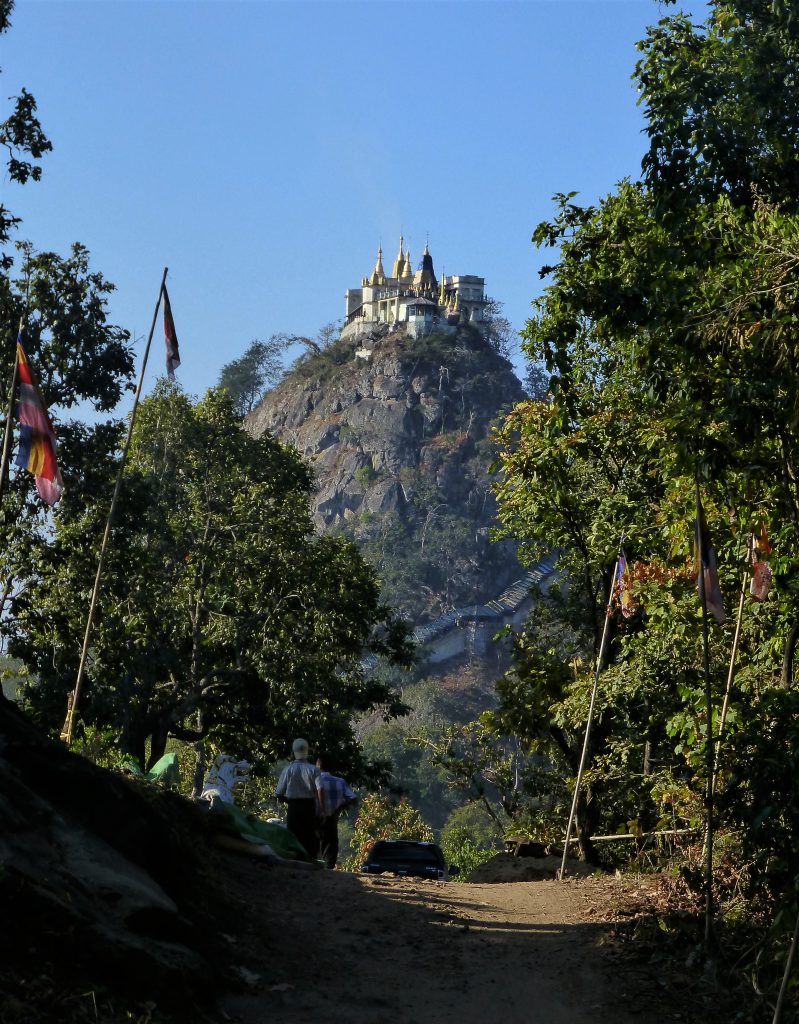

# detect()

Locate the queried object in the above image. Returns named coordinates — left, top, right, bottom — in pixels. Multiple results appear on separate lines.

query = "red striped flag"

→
left=694, top=513, right=726, bottom=624
left=163, top=285, right=181, bottom=379
left=15, top=335, right=63, bottom=505
left=750, top=525, right=773, bottom=601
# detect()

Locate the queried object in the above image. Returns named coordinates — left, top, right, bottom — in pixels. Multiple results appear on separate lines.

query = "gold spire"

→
left=370, top=245, right=385, bottom=286
left=391, top=234, right=405, bottom=279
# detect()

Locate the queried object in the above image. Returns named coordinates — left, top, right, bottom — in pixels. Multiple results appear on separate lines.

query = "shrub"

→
left=354, top=464, right=377, bottom=490
left=343, top=792, right=433, bottom=871
left=440, top=803, right=503, bottom=880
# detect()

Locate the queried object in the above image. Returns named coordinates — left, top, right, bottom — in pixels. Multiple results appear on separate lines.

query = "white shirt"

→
left=276, top=759, right=320, bottom=800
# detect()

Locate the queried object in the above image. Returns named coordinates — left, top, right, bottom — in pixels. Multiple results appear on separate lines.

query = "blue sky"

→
left=3, top=0, right=708, bottom=401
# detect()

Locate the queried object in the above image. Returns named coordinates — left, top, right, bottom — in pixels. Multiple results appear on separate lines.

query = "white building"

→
left=343, top=236, right=488, bottom=339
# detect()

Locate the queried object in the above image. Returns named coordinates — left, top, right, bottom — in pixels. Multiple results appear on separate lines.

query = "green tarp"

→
left=207, top=799, right=310, bottom=861
left=121, top=752, right=180, bottom=786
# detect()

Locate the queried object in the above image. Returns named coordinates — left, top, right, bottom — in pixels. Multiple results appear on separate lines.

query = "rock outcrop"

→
left=247, top=323, right=525, bottom=622
left=0, top=694, right=221, bottom=1019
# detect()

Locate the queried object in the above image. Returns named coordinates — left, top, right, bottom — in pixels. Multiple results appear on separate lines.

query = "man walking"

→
left=315, top=753, right=357, bottom=869
left=276, top=738, right=322, bottom=859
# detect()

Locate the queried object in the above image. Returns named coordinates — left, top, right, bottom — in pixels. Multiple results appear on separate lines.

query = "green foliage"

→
left=481, top=298, right=518, bottom=362
left=636, top=0, right=799, bottom=209
left=343, top=791, right=433, bottom=871
left=0, top=656, right=25, bottom=701
left=70, top=724, right=126, bottom=772
left=440, top=802, right=502, bottom=879
left=0, top=244, right=135, bottom=679
left=0, top=1, right=52, bottom=266
left=13, top=385, right=410, bottom=776
left=723, top=689, right=799, bottom=900
left=359, top=672, right=474, bottom=828
left=439, top=831, right=493, bottom=879
left=354, top=464, right=377, bottom=490
left=410, top=712, right=566, bottom=840
left=488, top=0, right=799, bottom=890
left=288, top=327, right=355, bottom=381
left=522, top=361, right=548, bottom=401
left=218, top=335, right=288, bottom=414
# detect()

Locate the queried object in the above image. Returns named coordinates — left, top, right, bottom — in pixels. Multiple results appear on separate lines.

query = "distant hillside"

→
left=247, top=323, right=525, bottom=624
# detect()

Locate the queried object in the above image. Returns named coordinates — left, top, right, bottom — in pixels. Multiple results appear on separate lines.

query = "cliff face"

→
left=247, top=323, right=525, bottom=623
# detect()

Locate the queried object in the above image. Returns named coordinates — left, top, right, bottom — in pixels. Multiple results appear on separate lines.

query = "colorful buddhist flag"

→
left=163, top=285, right=180, bottom=379
left=616, top=550, right=637, bottom=618
left=750, top=524, right=773, bottom=602
left=15, top=335, right=63, bottom=505
left=695, top=513, right=726, bottom=624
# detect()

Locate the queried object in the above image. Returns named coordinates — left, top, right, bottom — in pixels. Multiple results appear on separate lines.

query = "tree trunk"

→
left=147, top=721, right=170, bottom=770
left=191, top=712, right=206, bottom=799
left=119, top=715, right=147, bottom=770
left=782, top=617, right=799, bottom=688
left=575, top=786, right=599, bottom=864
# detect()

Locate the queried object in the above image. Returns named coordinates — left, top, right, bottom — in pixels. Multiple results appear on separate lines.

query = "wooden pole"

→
left=696, top=477, right=715, bottom=957
left=62, top=268, right=168, bottom=747
left=773, top=901, right=799, bottom=1024
left=711, top=538, right=748, bottom=802
left=558, top=543, right=622, bottom=880
left=0, top=322, right=22, bottom=508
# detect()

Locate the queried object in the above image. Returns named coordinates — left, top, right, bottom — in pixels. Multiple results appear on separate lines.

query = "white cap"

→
left=292, top=738, right=309, bottom=759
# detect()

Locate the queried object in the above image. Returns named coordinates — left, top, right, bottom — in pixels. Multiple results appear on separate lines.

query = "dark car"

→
left=361, top=840, right=459, bottom=881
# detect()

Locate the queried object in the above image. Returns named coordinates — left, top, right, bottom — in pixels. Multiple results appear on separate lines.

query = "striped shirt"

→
left=316, top=771, right=355, bottom=817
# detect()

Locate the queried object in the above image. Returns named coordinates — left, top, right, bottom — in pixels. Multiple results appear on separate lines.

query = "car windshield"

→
left=371, top=843, right=440, bottom=867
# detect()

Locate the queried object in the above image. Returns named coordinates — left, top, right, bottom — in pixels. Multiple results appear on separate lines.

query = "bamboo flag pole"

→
left=0, top=320, right=23, bottom=508
left=711, top=536, right=749, bottom=803
left=772, top=899, right=799, bottom=1024
left=695, top=476, right=716, bottom=956
left=62, top=268, right=168, bottom=747
left=558, top=540, right=623, bottom=881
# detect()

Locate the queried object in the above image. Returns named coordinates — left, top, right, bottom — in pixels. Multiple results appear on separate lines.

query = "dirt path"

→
left=217, top=862, right=661, bottom=1024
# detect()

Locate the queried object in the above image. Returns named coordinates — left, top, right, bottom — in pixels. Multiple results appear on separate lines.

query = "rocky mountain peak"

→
left=247, top=323, right=524, bottom=623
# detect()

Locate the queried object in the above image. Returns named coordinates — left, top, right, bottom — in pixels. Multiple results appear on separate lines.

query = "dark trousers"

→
left=319, top=815, right=339, bottom=869
left=286, top=798, right=318, bottom=859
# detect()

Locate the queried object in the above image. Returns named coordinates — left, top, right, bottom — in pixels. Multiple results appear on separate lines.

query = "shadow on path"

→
left=217, top=862, right=651, bottom=1024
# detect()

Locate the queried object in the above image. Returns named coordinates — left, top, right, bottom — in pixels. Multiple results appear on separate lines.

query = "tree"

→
left=440, top=802, right=503, bottom=880
left=0, top=0, right=52, bottom=268
left=286, top=320, right=343, bottom=371
left=314, top=320, right=341, bottom=351
left=488, top=0, right=799, bottom=878
left=0, top=244, right=134, bottom=644
left=0, top=3, right=135, bottom=639
left=637, top=0, right=799, bottom=210
left=13, top=386, right=411, bottom=776
left=218, top=334, right=288, bottom=415
left=522, top=361, right=548, bottom=401
left=482, top=298, right=517, bottom=361
left=343, top=792, right=433, bottom=871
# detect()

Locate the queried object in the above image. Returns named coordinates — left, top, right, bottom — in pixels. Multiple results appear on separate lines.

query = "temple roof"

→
left=391, top=235, right=405, bottom=279
left=413, top=240, right=437, bottom=291
left=369, top=245, right=386, bottom=286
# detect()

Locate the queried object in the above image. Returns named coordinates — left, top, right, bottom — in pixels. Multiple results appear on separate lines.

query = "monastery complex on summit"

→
left=342, top=236, right=488, bottom=340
